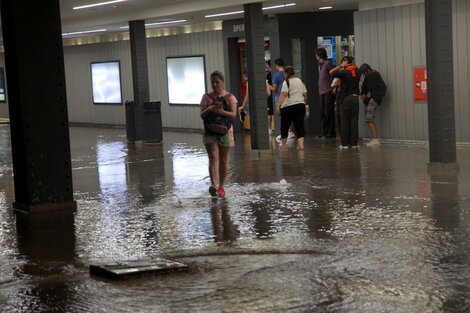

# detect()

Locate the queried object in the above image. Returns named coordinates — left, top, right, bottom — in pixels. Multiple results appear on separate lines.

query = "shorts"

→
left=365, top=98, right=378, bottom=122
left=267, top=97, right=274, bottom=115
left=203, top=128, right=234, bottom=147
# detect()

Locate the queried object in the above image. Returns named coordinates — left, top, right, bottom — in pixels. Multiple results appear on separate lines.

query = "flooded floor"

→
left=0, top=125, right=469, bottom=312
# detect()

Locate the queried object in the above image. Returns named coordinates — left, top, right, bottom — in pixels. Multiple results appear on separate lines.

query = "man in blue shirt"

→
left=269, top=58, right=285, bottom=106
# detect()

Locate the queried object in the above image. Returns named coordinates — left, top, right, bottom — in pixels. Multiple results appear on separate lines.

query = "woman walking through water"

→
left=200, top=71, right=238, bottom=198
left=275, top=66, right=308, bottom=150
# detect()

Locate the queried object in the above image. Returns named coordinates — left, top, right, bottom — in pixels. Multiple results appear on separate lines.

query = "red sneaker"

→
left=216, top=187, right=225, bottom=198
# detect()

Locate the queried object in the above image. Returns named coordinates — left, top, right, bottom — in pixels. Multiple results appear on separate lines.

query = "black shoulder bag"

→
left=203, top=94, right=233, bottom=136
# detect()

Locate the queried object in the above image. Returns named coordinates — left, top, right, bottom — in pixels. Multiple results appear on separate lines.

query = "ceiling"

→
left=59, top=0, right=361, bottom=38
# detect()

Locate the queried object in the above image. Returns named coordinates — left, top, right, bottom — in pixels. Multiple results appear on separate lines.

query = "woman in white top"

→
left=275, top=66, right=308, bottom=149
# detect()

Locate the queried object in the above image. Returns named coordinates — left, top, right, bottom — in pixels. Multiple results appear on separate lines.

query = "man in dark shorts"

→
left=359, top=63, right=386, bottom=146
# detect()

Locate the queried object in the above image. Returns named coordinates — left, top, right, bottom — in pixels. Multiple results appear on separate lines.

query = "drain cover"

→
left=90, top=257, right=189, bottom=279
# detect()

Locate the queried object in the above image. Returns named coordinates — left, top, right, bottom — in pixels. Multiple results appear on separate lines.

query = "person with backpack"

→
left=359, top=63, right=387, bottom=146
left=200, top=70, right=238, bottom=198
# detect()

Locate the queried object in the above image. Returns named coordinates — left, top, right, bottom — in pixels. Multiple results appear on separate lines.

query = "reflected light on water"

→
left=97, top=141, right=128, bottom=195
left=170, top=144, right=208, bottom=196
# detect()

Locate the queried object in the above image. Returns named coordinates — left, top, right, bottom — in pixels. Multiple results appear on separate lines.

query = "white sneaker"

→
left=351, top=145, right=360, bottom=149
left=339, top=145, right=348, bottom=150
left=275, top=135, right=282, bottom=143
left=366, top=139, right=380, bottom=147
left=288, top=131, right=296, bottom=139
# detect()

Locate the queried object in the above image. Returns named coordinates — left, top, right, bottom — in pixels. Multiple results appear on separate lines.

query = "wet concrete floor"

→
left=0, top=125, right=469, bottom=312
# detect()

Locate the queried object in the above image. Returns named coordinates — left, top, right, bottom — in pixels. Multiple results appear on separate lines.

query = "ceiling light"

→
left=205, top=10, right=244, bottom=18
left=146, top=20, right=187, bottom=27
left=205, top=3, right=296, bottom=18
left=263, top=3, right=296, bottom=11
left=120, top=19, right=187, bottom=29
left=319, top=6, right=333, bottom=10
left=73, top=0, right=126, bottom=10
left=62, top=29, right=107, bottom=36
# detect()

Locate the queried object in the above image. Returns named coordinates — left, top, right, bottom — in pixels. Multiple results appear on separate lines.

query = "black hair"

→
left=359, top=63, right=372, bottom=73
left=345, top=56, right=355, bottom=65
left=315, top=47, right=328, bottom=60
left=274, top=58, right=284, bottom=67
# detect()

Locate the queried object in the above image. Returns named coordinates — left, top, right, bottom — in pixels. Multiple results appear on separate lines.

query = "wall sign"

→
left=414, top=67, right=427, bottom=102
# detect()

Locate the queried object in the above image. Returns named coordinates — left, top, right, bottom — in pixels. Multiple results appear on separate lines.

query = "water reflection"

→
left=252, top=204, right=273, bottom=239
left=0, top=125, right=469, bottom=312
left=427, top=166, right=469, bottom=312
left=13, top=211, right=76, bottom=312
left=428, top=166, right=460, bottom=231
left=210, top=200, right=239, bottom=243
left=97, top=141, right=128, bottom=201
left=125, top=143, right=167, bottom=205
left=16, top=211, right=76, bottom=273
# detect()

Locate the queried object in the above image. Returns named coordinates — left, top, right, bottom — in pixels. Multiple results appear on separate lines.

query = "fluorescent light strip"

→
left=205, top=3, right=296, bottom=18
left=120, top=19, right=187, bottom=29
left=263, top=3, right=296, bottom=10
left=146, top=19, right=187, bottom=27
left=205, top=10, right=244, bottom=18
left=62, top=29, right=107, bottom=36
left=319, top=6, right=333, bottom=10
left=73, top=0, right=126, bottom=10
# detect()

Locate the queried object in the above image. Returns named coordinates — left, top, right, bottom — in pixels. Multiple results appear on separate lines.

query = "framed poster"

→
left=91, top=61, right=122, bottom=104
left=166, top=56, right=206, bottom=106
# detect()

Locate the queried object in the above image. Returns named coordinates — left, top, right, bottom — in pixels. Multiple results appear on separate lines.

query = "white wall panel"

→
left=355, top=1, right=470, bottom=142
left=63, top=40, right=132, bottom=126
left=62, top=30, right=225, bottom=130
left=454, top=0, right=470, bottom=141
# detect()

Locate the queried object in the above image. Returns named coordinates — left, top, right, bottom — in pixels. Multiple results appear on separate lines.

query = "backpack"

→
left=377, top=72, right=387, bottom=99
left=203, top=93, right=233, bottom=136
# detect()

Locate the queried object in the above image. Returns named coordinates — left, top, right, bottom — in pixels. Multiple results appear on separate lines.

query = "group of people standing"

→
left=315, top=47, right=386, bottom=149
left=238, top=58, right=308, bottom=149
left=199, top=50, right=386, bottom=198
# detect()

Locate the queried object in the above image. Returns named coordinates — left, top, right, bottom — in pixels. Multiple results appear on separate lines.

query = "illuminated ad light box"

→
left=0, top=68, right=6, bottom=102
left=166, top=56, right=206, bottom=106
left=91, top=61, right=123, bottom=104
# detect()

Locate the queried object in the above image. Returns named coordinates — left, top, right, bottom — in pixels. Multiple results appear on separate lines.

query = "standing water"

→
left=0, top=125, right=469, bottom=312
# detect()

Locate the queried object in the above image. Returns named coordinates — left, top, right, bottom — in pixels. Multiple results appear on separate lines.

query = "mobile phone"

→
left=214, top=101, right=223, bottom=109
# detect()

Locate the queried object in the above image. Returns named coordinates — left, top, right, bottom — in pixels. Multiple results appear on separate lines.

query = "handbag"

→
left=206, top=122, right=229, bottom=135
left=204, top=94, right=232, bottom=136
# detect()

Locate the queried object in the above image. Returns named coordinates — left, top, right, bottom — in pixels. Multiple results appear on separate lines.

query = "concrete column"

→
left=1, top=0, right=76, bottom=213
left=129, top=20, right=150, bottom=141
left=425, top=0, right=457, bottom=164
left=244, top=3, right=269, bottom=149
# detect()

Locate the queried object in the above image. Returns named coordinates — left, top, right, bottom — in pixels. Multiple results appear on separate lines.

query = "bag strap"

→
left=206, top=92, right=231, bottom=102
left=285, top=79, right=290, bottom=98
